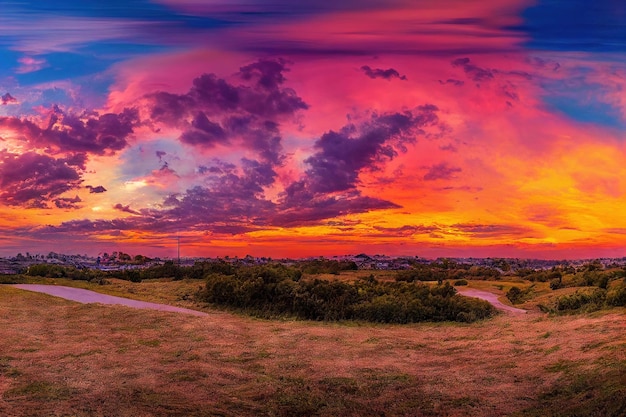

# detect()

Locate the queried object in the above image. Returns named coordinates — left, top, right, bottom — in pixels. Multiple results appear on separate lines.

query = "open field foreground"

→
left=0, top=285, right=625, bottom=417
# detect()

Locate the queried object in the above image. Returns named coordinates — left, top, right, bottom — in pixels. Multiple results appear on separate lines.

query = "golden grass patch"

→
left=0, top=283, right=624, bottom=416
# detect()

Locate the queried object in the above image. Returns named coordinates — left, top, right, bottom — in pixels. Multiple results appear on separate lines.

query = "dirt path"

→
left=10, top=284, right=208, bottom=317
left=9, top=284, right=524, bottom=317
left=456, top=287, right=527, bottom=314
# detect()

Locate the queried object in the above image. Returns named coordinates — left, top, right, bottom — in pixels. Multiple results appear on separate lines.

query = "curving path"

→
left=8, top=284, right=525, bottom=317
left=456, top=287, right=527, bottom=314
left=10, top=284, right=207, bottom=317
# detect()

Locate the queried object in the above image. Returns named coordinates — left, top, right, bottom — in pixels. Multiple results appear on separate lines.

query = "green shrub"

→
left=550, top=278, right=563, bottom=290
left=556, top=289, right=606, bottom=312
left=198, top=266, right=494, bottom=323
left=606, top=283, right=626, bottom=306
left=506, top=286, right=523, bottom=303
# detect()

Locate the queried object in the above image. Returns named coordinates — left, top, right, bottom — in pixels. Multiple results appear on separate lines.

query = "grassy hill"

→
left=0, top=277, right=624, bottom=416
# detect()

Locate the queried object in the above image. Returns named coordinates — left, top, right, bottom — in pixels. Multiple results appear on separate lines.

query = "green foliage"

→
left=606, top=282, right=626, bottom=306
left=550, top=278, right=563, bottom=290
left=296, top=259, right=358, bottom=275
left=0, top=275, right=27, bottom=284
left=506, top=285, right=535, bottom=304
left=397, top=264, right=501, bottom=283
left=395, top=266, right=447, bottom=282
left=198, top=266, right=495, bottom=323
left=540, top=280, right=626, bottom=313
left=506, top=286, right=523, bottom=303
left=26, top=264, right=105, bottom=281
left=552, top=289, right=607, bottom=313
left=110, top=259, right=237, bottom=282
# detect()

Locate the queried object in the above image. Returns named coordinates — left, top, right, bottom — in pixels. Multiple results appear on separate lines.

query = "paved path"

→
left=10, top=284, right=208, bottom=317
left=456, top=288, right=527, bottom=314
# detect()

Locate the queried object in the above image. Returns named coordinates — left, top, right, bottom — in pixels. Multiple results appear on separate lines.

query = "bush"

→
left=556, top=289, right=606, bottom=312
left=198, top=266, right=495, bottom=323
left=550, top=278, right=563, bottom=290
left=26, top=264, right=105, bottom=281
left=506, top=286, right=523, bottom=303
left=606, top=283, right=626, bottom=306
left=453, top=279, right=468, bottom=286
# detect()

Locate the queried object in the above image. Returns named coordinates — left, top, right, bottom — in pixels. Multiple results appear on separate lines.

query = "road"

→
left=10, top=284, right=208, bottom=317
left=456, top=287, right=527, bottom=314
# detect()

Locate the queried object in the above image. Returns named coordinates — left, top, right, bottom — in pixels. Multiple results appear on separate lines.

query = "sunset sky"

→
left=1, top=0, right=625, bottom=259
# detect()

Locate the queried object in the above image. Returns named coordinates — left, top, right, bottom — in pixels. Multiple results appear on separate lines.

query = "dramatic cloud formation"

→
left=0, top=152, right=82, bottom=208
left=1, top=0, right=626, bottom=259
left=0, top=106, right=139, bottom=155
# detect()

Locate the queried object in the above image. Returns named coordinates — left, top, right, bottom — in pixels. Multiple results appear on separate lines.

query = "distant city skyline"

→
left=1, top=0, right=625, bottom=259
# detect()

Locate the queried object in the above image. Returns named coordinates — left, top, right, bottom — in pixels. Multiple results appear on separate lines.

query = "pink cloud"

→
left=16, top=56, right=47, bottom=74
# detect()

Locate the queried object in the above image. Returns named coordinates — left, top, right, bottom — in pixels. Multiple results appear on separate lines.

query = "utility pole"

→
left=177, top=235, right=180, bottom=266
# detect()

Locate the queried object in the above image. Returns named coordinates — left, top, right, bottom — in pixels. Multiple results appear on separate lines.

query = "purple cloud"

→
left=373, top=224, right=439, bottom=237
left=301, top=107, right=439, bottom=194
left=148, top=59, right=308, bottom=123
left=86, top=185, right=107, bottom=193
left=0, top=151, right=82, bottom=208
left=0, top=106, right=139, bottom=155
left=1, top=93, right=17, bottom=105
left=179, top=112, right=227, bottom=146
left=452, top=57, right=494, bottom=82
left=423, top=162, right=462, bottom=181
left=361, top=65, right=407, bottom=81
left=273, top=192, right=400, bottom=228
left=438, top=79, right=464, bottom=86
left=113, top=203, right=141, bottom=215
left=452, top=223, right=532, bottom=238
left=147, top=59, right=307, bottom=165
left=53, top=195, right=82, bottom=209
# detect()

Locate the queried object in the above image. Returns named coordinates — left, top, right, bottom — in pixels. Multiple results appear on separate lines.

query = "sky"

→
left=0, top=0, right=625, bottom=259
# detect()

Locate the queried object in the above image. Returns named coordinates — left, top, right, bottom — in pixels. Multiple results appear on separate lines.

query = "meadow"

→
left=0, top=271, right=624, bottom=416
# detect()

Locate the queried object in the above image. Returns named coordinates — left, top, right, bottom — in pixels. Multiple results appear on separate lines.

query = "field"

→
left=0, top=277, right=625, bottom=416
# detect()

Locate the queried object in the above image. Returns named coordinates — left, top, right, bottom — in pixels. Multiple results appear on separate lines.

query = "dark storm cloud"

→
left=0, top=151, right=82, bottom=208
left=86, top=185, right=107, bottom=193
left=0, top=106, right=139, bottom=155
left=360, top=65, right=407, bottom=81
left=423, top=162, right=462, bottom=181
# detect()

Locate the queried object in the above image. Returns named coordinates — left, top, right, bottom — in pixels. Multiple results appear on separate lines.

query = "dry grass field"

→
left=0, top=279, right=624, bottom=416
